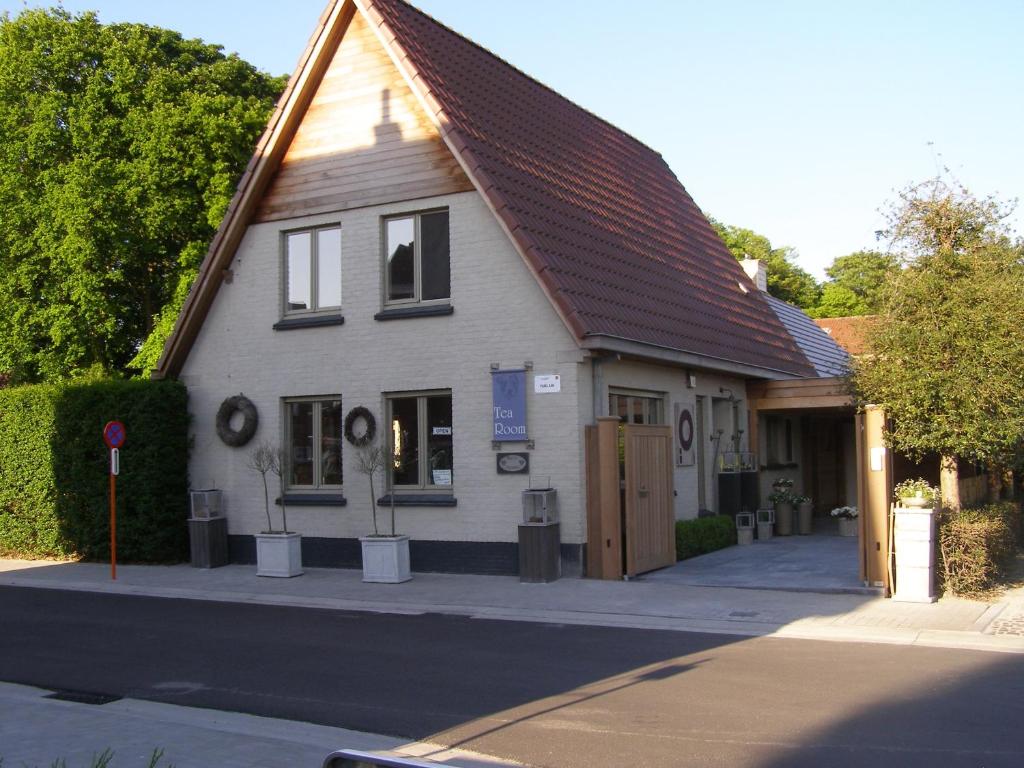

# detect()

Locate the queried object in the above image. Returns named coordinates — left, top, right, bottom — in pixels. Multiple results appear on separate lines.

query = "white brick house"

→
left=157, top=0, right=819, bottom=576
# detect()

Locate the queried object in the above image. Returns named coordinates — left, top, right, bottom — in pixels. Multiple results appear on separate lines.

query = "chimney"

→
left=740, top=258, right=768, bottom=292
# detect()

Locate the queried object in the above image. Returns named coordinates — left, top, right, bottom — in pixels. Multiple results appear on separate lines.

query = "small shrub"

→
left=938, top=502, right=1018, bottom=597
left=676, top=515, right=736, bottom=560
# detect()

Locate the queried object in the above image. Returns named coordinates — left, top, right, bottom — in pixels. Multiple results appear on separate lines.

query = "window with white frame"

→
left=384, top=210, right=450, bottom=305
left=386, top=390, right=453, bottom=491
left=284, top=225, right=341, bottom=314
left=284, top=397, right=343, bottom=489
left=609, top=388, right=666, bottom=425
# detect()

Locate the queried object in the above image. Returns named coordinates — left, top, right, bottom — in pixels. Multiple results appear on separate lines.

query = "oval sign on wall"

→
left=497, top=452, right=529, bottom=474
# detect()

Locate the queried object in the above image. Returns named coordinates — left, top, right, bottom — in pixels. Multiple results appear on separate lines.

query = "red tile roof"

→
left=364, top=0, right=815, bottom=377
left=813, top=316, right=877, bottom=356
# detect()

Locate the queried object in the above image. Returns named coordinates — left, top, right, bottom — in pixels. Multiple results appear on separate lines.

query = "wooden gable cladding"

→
left=254, top=9, right=473, bottom=223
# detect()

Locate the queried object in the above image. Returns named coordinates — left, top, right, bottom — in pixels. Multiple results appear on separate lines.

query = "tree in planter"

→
left=245, top=441, right=289, bottom=533
left=356, top=444, right=388, bottom=537
left=853, top=175, right=1024, bottom=509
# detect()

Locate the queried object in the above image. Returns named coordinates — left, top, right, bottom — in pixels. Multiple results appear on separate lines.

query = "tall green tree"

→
left=710, top=219, right=821, bottom=309
left=853, top=177, right=1024, bottom=509
left=0, top=9, right=286, bottom=382
left=810, top=250, right=900, bottom=318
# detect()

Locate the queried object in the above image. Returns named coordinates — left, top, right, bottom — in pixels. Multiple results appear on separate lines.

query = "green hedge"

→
left=938, top=501, right=1019, bottom=597
left=676, top=515, right=736, bottom=561
left=0, top=379, right=189, bottom=562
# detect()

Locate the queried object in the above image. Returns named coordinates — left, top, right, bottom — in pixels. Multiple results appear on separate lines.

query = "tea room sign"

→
left=492, top=369, right=527, bottom=441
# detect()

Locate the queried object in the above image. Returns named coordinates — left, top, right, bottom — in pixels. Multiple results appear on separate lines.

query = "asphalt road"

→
left=2, top=585, right=1023, bottom=768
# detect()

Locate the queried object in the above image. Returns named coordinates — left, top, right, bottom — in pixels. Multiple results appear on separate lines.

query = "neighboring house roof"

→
left=813, top=316, right=876, bottom=356
left=156, top=0, right=816, bottom=379
left=765, top=296, right=849, bottom=378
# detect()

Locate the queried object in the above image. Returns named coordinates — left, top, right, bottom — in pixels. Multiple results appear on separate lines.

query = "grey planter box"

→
left=188, top=517, right=228, bottom=569
left=518, top=522, right=560, bottom=583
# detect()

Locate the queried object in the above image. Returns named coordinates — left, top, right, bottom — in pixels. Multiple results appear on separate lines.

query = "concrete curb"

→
left=3, top=568, right=1022, bottom=654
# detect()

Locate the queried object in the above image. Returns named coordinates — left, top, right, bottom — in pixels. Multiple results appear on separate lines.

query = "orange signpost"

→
left=103, top=421, right=126, bottom=581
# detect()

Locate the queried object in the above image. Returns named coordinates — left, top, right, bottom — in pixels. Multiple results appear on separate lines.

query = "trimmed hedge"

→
left=0, top=379, right=189, bottom=562
left=676, top=515, right=736, bottom=561
left=938, top=501, right=1019, bottom=597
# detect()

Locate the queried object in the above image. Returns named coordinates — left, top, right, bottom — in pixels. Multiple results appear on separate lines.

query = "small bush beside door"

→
left=675, top=516, right=736, bottom=561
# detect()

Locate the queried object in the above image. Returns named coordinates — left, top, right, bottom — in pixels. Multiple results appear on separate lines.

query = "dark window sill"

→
left=377, top=494, right=457, bottom=507
left=374, top=305, right=453, bottom=321
left=276, top=493, right=347, bottom=506
left=273, top=314, right=345, bottom=331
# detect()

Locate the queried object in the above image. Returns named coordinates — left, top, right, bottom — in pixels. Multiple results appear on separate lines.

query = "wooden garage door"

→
left=624, top=424, right=675, bottom=576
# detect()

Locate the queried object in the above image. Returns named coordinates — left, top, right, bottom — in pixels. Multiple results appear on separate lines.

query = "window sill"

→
left=276, top=493, right=347, bottom=507
left=377, top=494, right=457, bottom=507
left=374, top=305, right=453, bottom=321
left=273, top=314, right=345, bottom=331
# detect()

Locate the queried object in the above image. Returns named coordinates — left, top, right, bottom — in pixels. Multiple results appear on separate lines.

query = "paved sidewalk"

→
left=0, top=681, right=516, bottom=768
left=1, top=557, right=1022, bottom=653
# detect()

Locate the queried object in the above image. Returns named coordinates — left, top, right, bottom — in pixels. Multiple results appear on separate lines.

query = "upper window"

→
left=610, top=388, right=666, bottom=425
left=386, top=390, right=453, bottom=491
left=285, top=225, right=341, bottom=314
left=384, top=210, right=450, bottom=305
left=284, top=397, right=343, bottom=490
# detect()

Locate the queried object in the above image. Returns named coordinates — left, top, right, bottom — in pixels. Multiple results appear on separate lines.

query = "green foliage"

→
left=709, top=218, right=821, bottom=309
left=0, top=379, right=189, bottom=561
left=0, top=9, right=286, bottom=383
left=938, top=502, right=1019, bottom=596
left=853, top=178, right=1024, bottom=469
left=675, top=515, right=736, bottom=561
left=809, top=250, right=899, bottom=318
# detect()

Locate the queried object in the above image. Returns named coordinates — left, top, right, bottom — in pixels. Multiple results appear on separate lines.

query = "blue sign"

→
left=492, top=370, right=527, bottom=441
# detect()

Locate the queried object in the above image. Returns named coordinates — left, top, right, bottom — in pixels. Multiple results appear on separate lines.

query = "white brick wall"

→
left=181, top=190, right=589, bottom=545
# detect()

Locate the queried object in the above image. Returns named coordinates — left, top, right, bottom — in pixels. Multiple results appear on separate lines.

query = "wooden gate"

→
left=623, top=424, right=676, bottom=576
left=586, top=419, right=676, bottom=579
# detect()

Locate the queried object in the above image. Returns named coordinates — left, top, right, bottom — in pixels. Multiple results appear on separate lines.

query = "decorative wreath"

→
left=344, top=406, right=376, bottom=447
left=677, top=408, right=694, bottom=452
left=216, top=394, right=259, bottom=447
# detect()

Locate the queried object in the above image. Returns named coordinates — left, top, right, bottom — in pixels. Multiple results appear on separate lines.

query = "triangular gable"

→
left=157, top=0, right=816, bottom=379
left=254, top=10, right=472, bottom=222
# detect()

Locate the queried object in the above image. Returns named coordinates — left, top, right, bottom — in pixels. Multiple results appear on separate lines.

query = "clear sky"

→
left=2, top=0, right=1021, bottom=278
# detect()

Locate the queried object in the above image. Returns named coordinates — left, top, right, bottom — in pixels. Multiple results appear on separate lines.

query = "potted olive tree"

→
left=356, top=441, right=411, bottom=583
left=247, top=441, right=302, bottom=577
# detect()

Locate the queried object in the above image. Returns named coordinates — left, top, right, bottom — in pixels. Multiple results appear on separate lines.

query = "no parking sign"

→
left=103, top=421, right=126, bottom=580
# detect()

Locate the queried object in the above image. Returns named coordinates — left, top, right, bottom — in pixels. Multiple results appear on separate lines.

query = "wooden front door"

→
left=623, top=424, right=675, bottom=577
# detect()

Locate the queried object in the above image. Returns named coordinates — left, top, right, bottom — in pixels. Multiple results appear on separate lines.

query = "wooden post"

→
left=859, top=406, right=891, bottom=592
left=596, top=416, right=623, bottom=579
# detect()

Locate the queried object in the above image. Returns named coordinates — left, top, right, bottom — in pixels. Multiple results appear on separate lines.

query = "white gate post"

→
left=891, top=506, right=937, bottom=603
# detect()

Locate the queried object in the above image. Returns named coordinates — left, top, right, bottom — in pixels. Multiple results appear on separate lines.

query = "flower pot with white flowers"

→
left=769, top=478, right=795, bottom=536
left=830, top=506, right=858, bottom=537
left=893, top=478, right=938, bottom=509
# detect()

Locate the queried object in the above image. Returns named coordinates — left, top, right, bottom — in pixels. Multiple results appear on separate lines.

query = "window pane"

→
left=321, top=400, right=343, bottom=486
left=386, top=217, right=415, bottom=301
left=286, top=232, right=311, bottom=311
left=420, top=211, right=450, bottom=301
left=390, top=396, right=419, bottom=486
left=288, top=402, right=314, bottom=486
left=317, top=228, right=342, bottom=308
left=631, top=397, right=645, bottom=424
left=426, top=394, right=453, bottom=486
